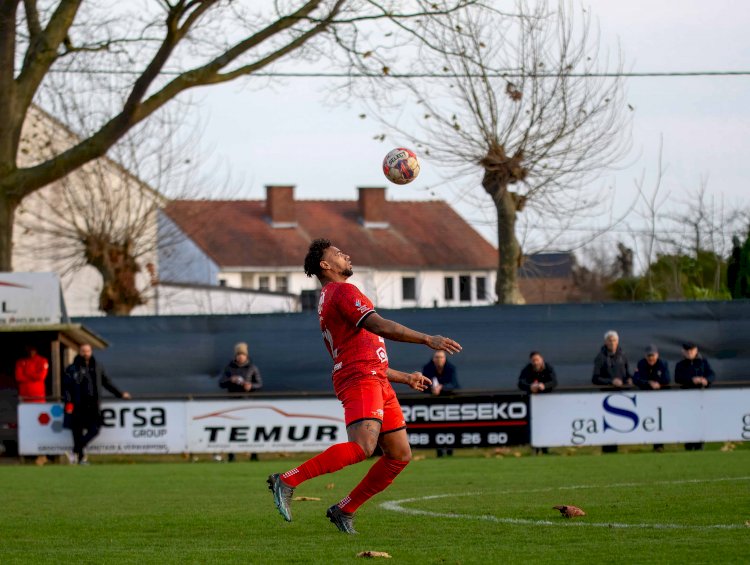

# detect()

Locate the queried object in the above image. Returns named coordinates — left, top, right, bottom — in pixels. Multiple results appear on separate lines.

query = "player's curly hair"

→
left=304, top=238, right=331, bottom=278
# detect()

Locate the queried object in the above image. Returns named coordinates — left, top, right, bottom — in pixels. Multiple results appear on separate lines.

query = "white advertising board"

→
left=18, top=401, right=187, bottom=455
left=186, top=399, right=347, bottom=452
left=531, top=388, right=750, bottom=447
left=0, top=272, right=62, bottom=326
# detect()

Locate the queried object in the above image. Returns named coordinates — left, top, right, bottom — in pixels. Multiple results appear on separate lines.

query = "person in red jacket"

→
left=15, top=346, right=49, bottom=403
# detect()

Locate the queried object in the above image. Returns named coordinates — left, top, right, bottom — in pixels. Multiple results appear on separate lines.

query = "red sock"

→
left=280, top=442, right=366, bottom=488
left=339, top=456, right=409, bottom=514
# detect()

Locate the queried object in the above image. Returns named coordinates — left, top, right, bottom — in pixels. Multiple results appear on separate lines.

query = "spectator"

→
left=62, top=344, right=131, bottom=465
left=219, top=342, right=262, bottom=462
left=592, top=330, right=631, bottom=453
left=15, top=346, right=49, bottom=465
left=592, top=330, right=632, bottom=388
left=675, top=342, right=715, bottom=451
left=518, top=351, right=557, bottom=454
left=518, top=351, right=558, bottom=394
left=15, top=346, right=48, bottom=403
left=220, top=342, right=263, bottom=393
left=421, top=350, right=459, bottom=397
left=633, top=345, right=670, bottom=452
left=421, top=350, right=460, bottom=457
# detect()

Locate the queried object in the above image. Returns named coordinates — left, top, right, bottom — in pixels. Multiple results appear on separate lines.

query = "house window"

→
left=300, top=290, right=319, bottom=311
left=258, top=276, right=270, bottom=291
left=444, top=277, right=454, bottom=300
left=402, top=277, right=416, bottom=301
left=241, top=273, right=254, bottom=288
left=276, top=275, right=288, bottom=293
left=459, top=275, right=471, bottom=302
left=476, top=276, right=487, bottom=300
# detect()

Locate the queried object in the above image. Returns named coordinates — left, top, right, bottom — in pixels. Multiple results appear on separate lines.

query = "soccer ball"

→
left=382, top=148, right=420, bottom=185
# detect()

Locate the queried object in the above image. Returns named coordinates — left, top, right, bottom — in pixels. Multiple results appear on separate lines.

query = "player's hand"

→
left=243, top=382, right=253, bottom=392
left=426, top=335, right=462, bottom=354
left=650, top=381, right=661, bottom=390
left=122, top=392, right=131, bottom=400
left=407, top=372, right=431, bottom=391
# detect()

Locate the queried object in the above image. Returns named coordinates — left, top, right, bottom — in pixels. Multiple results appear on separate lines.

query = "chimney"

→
left=358, top=186, right=389, bottom=228
left=265, top=185, right=296, bottom=227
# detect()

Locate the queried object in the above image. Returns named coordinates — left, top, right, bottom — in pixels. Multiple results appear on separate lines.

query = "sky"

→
left=187, top=0, right=750, bottom=252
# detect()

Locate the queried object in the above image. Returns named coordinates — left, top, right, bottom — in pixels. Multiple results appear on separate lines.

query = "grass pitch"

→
left=1, top=446, right=748, bottom=564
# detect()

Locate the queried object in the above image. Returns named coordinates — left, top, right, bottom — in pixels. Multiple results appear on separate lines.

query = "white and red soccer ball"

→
left=382, top=147, right=420, bottom=185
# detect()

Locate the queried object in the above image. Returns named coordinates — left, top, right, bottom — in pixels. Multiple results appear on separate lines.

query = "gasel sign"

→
left=571, top=394, right=663, bottom=445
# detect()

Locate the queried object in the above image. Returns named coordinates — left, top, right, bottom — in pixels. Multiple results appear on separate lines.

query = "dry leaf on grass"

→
left=325, top=483, right=335, bottom=490
left=356, top=551, right=392, bottom=558
left=292, top=496, right=321, bottom=501
left=412, top=455, right=426, bottom=461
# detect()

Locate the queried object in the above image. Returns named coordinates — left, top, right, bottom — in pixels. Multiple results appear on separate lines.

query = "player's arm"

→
left=361, top=312, right=461, bottom=354
left=387, top=368, right=431, bottom=391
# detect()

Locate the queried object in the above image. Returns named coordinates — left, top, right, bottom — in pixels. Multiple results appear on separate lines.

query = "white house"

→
left=161, top=185, right=499, bottom=310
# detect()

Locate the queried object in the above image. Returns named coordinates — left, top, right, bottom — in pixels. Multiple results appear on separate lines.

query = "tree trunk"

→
left=483, top=173, right=525, bottom=304
left=0, top=190, right=16, bottom=271
left=85, top=237, right=145, bottom=316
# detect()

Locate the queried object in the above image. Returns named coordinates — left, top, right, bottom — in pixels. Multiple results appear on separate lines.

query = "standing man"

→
left=422, top=350, right=460, bottom=397
left=16, top=346, right=50, bottom=465
left=62, top=344, right=131, bottom=465
left=422, top=350, right=460, bottom=457
left=268, top=239, right=461, bottom=534
left=518, top=351, right=557, bottom=454
left=15, top=346, right=49, bottom=403
left=592, top=330, right=632, bottom=388
left=633, top=345, right=670, bottom=452
left=675, top=342, right=715, bottom=451
left=220, top=342, right=263, bottom=393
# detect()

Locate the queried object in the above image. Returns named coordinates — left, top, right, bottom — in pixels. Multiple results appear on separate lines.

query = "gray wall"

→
left=76, top=300, right=750, bottom=395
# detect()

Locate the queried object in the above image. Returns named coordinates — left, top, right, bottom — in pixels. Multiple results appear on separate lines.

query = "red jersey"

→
left=15, top=355, right=49, bottom=402
left=318, top=282, right=389, bottom=392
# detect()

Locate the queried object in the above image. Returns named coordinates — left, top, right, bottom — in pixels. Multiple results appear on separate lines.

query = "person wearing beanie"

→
left=219, top=342, right=263, bottom=393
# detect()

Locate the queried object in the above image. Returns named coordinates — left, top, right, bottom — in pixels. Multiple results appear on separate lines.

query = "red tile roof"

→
left=164, top=199, right=498, bottom=269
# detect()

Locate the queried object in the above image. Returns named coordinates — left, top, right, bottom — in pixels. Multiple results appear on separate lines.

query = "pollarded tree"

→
left=0, top=0, right=476, bottom=270
left=355, top=0, right=631, bottom=303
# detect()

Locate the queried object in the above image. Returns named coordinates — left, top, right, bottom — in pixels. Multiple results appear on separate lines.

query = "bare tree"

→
left=355, top=0, right=631, bottom=303
left=13, top=104, right=204, bottom=315
left=0, top=0, right=477, bottom=270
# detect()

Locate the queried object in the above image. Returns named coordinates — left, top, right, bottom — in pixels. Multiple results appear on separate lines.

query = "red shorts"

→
left=336, top=378, right=406, bottom=434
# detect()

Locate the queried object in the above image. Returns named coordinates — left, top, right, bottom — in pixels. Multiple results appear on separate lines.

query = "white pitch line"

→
left=381, top=476, right=750, bottom=530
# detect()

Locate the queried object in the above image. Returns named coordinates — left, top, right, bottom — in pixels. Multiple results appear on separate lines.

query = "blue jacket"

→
left=421, top=360, right=459, bottom=393
left=633, top=358, right=670, bottom=389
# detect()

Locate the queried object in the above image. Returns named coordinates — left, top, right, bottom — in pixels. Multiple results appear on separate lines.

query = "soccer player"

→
left=268, top=238, right=462, bottom=534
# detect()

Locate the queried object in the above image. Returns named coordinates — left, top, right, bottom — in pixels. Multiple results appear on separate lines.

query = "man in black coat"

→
left=675, top=342, right=715, bottom=451
left=219, top=342, right=263, bottom=393
left=518, top=351, right=558, bottom=394
left=63, top=344, right=130, bottom=464
left=592, top=330, right=632, bottom=388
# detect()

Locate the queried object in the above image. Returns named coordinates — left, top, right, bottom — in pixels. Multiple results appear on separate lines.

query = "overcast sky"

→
left=190, top=0, right=750, bottom=249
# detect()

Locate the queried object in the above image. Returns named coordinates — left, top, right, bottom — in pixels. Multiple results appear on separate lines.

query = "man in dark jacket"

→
left=518, top=351, right=557, bottom=454
left=633, top=345, right=670, bottom=390
left=675, top=342, right=715, bottom=451
left=220, top=342, right=263, bottom=393
left=518, top=351, right=558, bottom=394
left=62, top=344, right=130, bottom=464
left=421, top=350, right=459, bottom=396
left=633, top=345, right=670, bottom=452
left=592, top=330, right=632, bottom=387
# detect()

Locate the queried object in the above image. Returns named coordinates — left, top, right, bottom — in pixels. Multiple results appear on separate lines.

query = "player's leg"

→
left=335, top=383, right=410, bottom=517
left=269, top=382, right=379, bottom=521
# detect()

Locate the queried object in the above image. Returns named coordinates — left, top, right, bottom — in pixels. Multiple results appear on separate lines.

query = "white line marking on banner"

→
left=381, top=476, right=750, bottom=530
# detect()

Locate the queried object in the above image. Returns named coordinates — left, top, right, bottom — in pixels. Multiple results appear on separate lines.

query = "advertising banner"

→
left=400, top=394, right=530, bottom=448
left=18, top=401, right=187, bottom=455
left=186, top=399, right=347, bottom=453
left=531, top=388, right=750, bottom=447
left=0, top=272, right=61, bottom=326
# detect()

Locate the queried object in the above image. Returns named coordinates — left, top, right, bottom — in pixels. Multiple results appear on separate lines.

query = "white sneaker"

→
left=64, top=451, right=78, bottom=464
